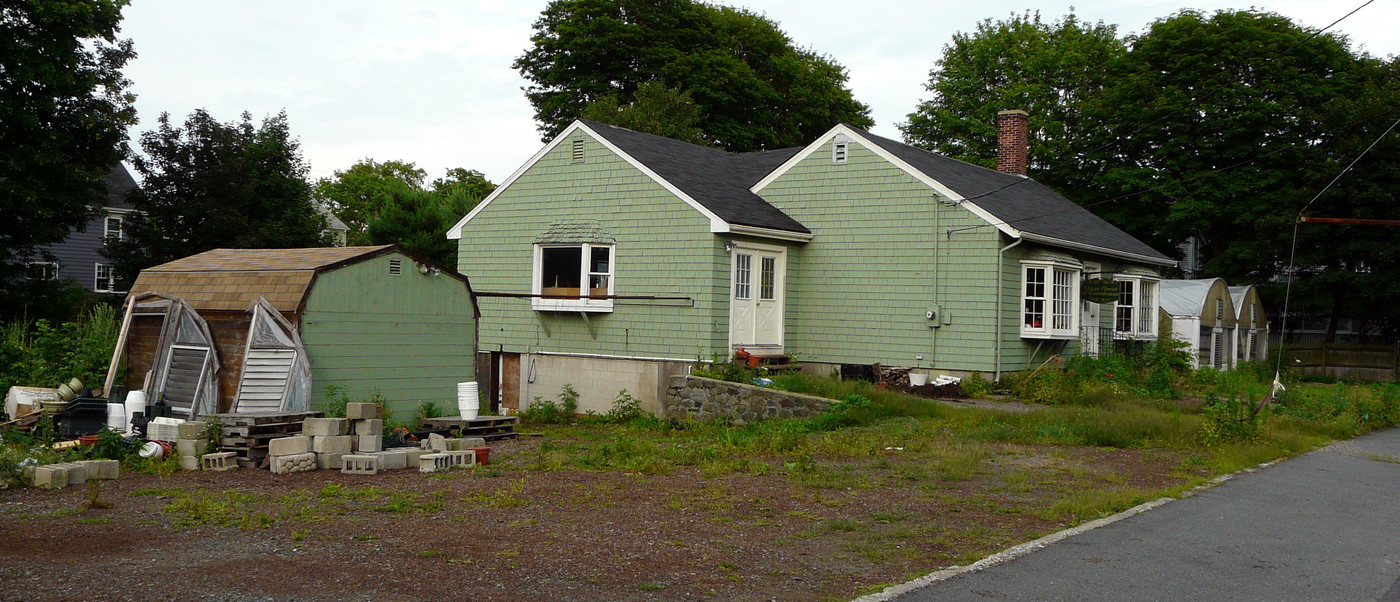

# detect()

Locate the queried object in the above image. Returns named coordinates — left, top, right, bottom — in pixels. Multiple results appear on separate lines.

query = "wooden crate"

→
left=418, top=415, right=518, bottom=442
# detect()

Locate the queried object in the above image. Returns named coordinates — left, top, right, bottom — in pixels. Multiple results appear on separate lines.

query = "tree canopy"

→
left=105, top=110, right=332, bottom=288
left=316, top=159, right=495, bottom=265
left=0, top=0, right=136, bottom=312
left=903, top=8, right=1400, bottom=336
left=515, top=0, right=873, bottom=150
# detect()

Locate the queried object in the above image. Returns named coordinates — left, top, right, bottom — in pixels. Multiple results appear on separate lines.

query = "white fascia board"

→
left=750, top=124, right=1021, bottom=239
left=446, top=121, right=727, bottom=239
left=1020, top=232, right=1177, bottom=267
left=728, top=223, right=813, bottom=242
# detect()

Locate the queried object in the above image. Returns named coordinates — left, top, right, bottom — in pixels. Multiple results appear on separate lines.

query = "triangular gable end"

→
left=749, top=124, right=1021, bottom=240
left=449, top=121, right=737, bottom=240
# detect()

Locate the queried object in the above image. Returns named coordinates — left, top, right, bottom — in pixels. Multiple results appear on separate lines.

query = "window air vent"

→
left=832, top=142, right=848, bottom=164
left=389, top=258, right=402, bottom=276
left=571, top=138, right=585, bottom=164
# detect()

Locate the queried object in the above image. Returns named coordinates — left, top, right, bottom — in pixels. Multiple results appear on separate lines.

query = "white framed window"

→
left=734, top=254, right=752, bottom=300
left=1021, top=261, right=1079, bottom=339
left=104, top=215, right=124, bottom=240
left=1114, top=277, right=1159, bottom=340
left=94, top=263, right=117, bottom=293
left=27, top=261, right=58, bottom=281
left=533, top=243, right=614, bottom=312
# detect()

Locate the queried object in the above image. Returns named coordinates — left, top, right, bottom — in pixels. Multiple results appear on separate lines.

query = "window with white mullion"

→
left=1114, top=276, right=1159, bottom=339
left=1021, top=262, right=1078, bottom=338
left=1116, top=280, right=1135, bottom=333
left=1136, top=280, right=1155, bottom=334
left=533, top=242, right=614, bottom=312
left=734, top=254, right=752, bottom=300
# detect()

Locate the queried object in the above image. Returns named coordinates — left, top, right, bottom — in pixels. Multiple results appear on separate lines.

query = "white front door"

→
left=1080, top=262, right=1101, bottom=357
left=730, top=246, right=786, bottom=352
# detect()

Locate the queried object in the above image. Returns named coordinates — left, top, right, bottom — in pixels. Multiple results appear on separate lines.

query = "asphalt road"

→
left=896, top=427, right=1400, bottom=602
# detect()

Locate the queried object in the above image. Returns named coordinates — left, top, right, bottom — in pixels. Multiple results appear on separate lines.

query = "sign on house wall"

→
left=1081, top=279, right=1118, bottom=304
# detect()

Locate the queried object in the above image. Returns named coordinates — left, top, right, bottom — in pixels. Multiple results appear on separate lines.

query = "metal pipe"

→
left=994, top=236, right=1024, bottom=383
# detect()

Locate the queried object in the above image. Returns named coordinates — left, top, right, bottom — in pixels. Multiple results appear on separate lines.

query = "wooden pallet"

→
left=216, top=411, right=323, bottom=426
left=418, top=415, right=519, bottom=441
left=215, top=410, right=322, bottom=462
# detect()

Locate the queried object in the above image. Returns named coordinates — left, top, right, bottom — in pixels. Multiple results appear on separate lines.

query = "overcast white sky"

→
left=118, top=1, right=1398, bottom=185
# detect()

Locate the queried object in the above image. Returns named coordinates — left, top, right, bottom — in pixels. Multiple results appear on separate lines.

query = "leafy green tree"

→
left=515, top=0, right=872, bottom=150
left=0, top=0, right=136, bottom=314
left=431, top=168, right=496, bottom=210
left=364, top=182, right=461, bottom=267
left=900, top=11, right=1124, bottom=195
left=580, top=81, right=705, bottom=145
left=315, top=159, right=427, bottom=245
left=105, top=110, right=331, bottom=288
left=1084, top=9, right=1364, bottom=261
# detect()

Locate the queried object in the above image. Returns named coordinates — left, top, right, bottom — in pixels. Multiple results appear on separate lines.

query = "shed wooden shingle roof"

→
left=130, top=246, right=395, bottom=312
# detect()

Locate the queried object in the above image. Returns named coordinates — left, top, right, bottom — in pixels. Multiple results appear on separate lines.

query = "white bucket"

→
left=106, top=403, right=126, bottom=431
left=457, top=381, right=479, bottom=420
left=909, top=372, right=929, bottom=387
left=138, top=441, right=165, bottom=459
left=124, top=391, right=147, bottom=434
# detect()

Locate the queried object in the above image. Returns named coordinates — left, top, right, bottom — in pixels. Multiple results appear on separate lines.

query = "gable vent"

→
left=389, top=258, right=402, bottom=276
left=832, top=136, right=849, bottom=164
left=571, top=138, right=585, bottom=164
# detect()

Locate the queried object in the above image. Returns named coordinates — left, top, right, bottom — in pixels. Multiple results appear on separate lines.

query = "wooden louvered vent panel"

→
left=235, top=349, right=296, bottom=412
left=164, top=345, right=209, bottom=418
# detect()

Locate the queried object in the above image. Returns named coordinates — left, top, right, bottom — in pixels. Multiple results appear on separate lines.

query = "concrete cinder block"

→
left=355, top=435, right=382, bottom=453
left=33, top=465, right=69, bottom=489
left=341, top=454, right=380, bottom=475
left=176, top=438, right=206, bottom=457
left=346, top=402, right=380, bottom=420
left=460, top=437, right=487, bottom=449
left=270, top=452, right=317, bottom=475
left=177, top=421, right=208, bottom=439
left=268, top=435, right=311, bottom=457
left=428, top=433, right=448, bottom=452
left=444, top=450, right=477, bottom=468
left=377, top=449, right=407, bottom=470
left=354, top=419, right=382, bottom=436
left=403, top=448, right=426, bottom=468
left=303, top=417, right=349, bottom=436
left=58, top=462, right=89, bottom=485
left=81, top=459, right=120, bottom=480
left=419, top=453, right=452, bottom=473
left=312, top=435, right=353, bottom=454
left=200, top=452, right=238, bottom=472
left=179, top=455, right=201, bottom=471
left=316, top=452, right=345, bottom=470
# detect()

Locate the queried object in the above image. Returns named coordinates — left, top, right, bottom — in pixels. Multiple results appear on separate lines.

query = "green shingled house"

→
left=450, top=112, right=1175, bottom=415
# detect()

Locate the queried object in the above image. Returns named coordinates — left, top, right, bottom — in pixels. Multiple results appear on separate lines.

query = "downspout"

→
left=994, top=237, right=1023, bottom=383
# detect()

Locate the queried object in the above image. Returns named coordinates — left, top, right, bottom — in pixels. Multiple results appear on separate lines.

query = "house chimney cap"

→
left=997, top=109, right=1029, bottom=117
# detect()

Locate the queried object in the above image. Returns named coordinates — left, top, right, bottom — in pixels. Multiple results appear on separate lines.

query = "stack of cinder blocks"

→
left=175, top=421, right=209, bottom=471
left=303, top=417, right=352, bottom=470
left=26, top=459, right=120, bottom=489
left=348, top=402, right=382, bottom=453
left=267, top=435, right=316, bottom=475
left=417, top=433, right=486, bottom=473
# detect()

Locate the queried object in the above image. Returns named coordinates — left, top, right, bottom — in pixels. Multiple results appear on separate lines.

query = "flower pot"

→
left=746, top=355, right=761, bottom=367
left=470, top=446, right=491, bottom=465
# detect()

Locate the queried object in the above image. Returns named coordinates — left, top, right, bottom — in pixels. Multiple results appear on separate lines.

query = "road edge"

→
left=852, top=457, right=1286, bottom=602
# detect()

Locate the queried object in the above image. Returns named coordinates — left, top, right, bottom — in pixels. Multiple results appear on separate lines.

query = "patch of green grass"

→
left=74, top=516, right=109, bottom=525
left=636, top=582, right=667, bottom=592
left=459, top=478, right=529, bottom=508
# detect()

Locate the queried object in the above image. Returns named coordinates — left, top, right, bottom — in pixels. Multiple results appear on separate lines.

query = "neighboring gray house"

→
left=31, top=164, right=137, bottom=294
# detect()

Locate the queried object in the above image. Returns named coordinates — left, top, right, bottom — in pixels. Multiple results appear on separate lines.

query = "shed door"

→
left=730, top=247, right=785, bottom=352
left=234, top=349, right=297, bottom=412
left=162, top=344, right=212, bottom=418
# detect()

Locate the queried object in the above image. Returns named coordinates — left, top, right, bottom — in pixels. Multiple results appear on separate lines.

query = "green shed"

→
left=123, top=245, right=478, bottom=423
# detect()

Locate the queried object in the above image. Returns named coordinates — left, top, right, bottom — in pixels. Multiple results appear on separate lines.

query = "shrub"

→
left=961, top=373, right=992, bottom=398
left=0, top=304, right=120, bottom=394
left=520, top=385, right=580, bottom=425
left=602, top=389, right=645, bottom=424
left=1199, top=394, right=1267, bottom=445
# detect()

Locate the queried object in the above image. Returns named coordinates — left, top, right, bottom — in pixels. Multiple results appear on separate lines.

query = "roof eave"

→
left=720, top=223, right=814, bottom=243
left=1019, top=232, right=1177, bottom=267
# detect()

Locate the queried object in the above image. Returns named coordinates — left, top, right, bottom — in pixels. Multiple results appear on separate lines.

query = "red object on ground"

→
left=471, top=446, right=491, bottom=465
left=746, top=355, right=761, bottom=367
left=78, top=435, right=100, bottom=446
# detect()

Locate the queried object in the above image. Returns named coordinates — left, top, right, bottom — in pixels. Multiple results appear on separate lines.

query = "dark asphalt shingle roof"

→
left=580, top=120, right=808, bottom=234
left=855, top=129, right=1172, bottom=262
left=103, top=164, right=137, bottom=209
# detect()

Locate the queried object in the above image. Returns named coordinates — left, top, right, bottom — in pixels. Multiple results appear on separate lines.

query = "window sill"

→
left=1020, top=330, right=1078, bottom=340
left=532, top=299, right=613, bottom=313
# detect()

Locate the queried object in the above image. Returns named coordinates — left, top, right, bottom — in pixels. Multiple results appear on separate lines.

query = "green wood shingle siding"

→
left=301, top=253, right=477, bottom=422
left=760, top=141, right=1004, bottom=371
left=457, top=132, right=726, bottom=363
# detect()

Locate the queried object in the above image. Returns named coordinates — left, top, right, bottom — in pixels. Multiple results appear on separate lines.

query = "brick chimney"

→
left=996, top=109, right=1029, bottom=176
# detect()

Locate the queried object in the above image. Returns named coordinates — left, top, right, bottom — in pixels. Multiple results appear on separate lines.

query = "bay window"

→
left=533, top=243, right=614, bottom=312
left=1021, top=261, right=1079, bottom=338
left=1114, top=277, right=1159, bottom=339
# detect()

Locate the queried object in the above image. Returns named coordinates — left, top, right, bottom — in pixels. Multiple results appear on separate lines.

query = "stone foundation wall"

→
left=661, top=376, right=833, bottom=423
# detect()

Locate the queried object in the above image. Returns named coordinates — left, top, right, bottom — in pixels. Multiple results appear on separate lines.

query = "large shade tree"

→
left=105, top=110, right=331, bottom=289
left=515, top=0, right=873, bottom=150
left=0, top=0, right=136, bottom=315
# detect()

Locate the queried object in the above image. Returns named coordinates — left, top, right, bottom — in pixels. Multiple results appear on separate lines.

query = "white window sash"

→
left=532, top=243, right=614, bottom=312
left=1021, top=262, right=1079, bottom=338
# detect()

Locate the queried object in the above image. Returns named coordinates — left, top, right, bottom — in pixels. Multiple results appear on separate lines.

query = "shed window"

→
left=1114, top=276, right=1159, bottom=340
left=533, top=243, right=614, bottom=312
left=1021, top=261, right=1079, bottom=339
